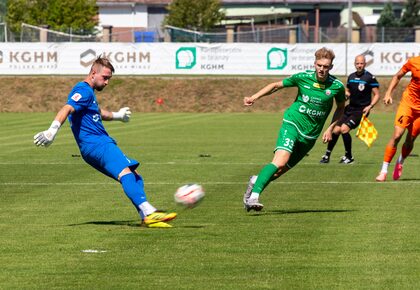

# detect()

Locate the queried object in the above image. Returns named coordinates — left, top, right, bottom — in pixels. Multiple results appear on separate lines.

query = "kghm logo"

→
left=267, top=48, right=287, bottom=70
left=80, top=49, right=96, bottom=67
left=176, top=47, right=196, bottom=69
left=80, top=49, right=151, bottom=68
left=361, top=50, right=374, bottom=67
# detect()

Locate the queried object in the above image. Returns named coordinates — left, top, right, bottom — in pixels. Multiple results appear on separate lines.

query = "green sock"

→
left=252, top=163, right=279, bottom=195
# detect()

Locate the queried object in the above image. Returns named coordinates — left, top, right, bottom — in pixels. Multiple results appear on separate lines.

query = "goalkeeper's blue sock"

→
left=120, top=173, right=150, bottom=218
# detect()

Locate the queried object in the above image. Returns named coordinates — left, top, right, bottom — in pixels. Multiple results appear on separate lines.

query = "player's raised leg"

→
left=119, top=169, right=176, bottom=227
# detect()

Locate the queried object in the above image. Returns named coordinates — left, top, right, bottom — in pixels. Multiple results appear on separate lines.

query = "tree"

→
left=164, top=0, right=225, bottom=31
left=0, top=0, right=6, bottom=22
left=400, top=0, right=420, bottom=27
left=6, top=0, right=98, bottom=35
left=377, top=2, right=399, bottom=27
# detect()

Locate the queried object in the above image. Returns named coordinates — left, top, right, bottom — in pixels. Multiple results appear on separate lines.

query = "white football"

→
left=174, top=184, right=205, bottom=207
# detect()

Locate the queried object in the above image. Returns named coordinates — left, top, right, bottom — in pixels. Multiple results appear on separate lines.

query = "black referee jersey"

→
left=347, top=70, right=379, bottom=108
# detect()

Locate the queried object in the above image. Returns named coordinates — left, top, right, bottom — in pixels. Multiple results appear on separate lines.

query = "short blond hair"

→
left=315, top=47, right=335, bottom=62
left=90, top=56, right=115, bottom=74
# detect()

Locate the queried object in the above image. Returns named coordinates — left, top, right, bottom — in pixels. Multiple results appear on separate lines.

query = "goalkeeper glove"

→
left=112, top=107, right=131, bottom=122
left=34, top=120, right=61, bottom=147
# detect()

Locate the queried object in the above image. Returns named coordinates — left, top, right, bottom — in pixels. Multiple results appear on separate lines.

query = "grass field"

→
left=1, top=112, right=419, bottom=289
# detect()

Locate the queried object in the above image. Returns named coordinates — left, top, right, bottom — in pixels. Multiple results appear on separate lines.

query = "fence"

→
left=20, top=23, right=99, bottom=42
left=166, top=25, right=418, bottom=44
left=0, top=22, right=417, bottom=43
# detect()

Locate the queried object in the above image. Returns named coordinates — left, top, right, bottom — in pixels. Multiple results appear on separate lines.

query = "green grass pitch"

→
left=1, top=112, right=419, bottom=289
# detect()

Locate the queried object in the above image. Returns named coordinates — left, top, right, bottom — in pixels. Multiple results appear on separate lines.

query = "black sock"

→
left=326, top=133, right=339, bottom=156
left=342, top=133, right=352, bottom=158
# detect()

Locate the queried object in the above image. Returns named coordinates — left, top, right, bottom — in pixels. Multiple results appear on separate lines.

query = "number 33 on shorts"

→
left=283, top=138, right=294, bottom=150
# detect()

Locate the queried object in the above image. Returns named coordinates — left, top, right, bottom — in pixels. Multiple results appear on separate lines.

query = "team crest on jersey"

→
left=71, top=93, right=82, bottom=102
left=326, top=89, right=331, bottom=96
left=302, top=94, right=310, bottom=103
left=358, top=84, right=365, bottom=91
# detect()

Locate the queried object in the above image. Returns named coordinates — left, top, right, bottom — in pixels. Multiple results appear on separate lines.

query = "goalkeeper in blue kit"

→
left=34, top=56, right=176, bottom=228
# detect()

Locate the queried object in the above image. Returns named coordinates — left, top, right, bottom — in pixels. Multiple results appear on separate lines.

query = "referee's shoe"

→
left=339, top=156, right=354, bottom=164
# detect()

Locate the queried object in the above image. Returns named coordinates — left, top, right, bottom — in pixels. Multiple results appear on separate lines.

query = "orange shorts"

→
left=394, top=100, right=420, bottom=137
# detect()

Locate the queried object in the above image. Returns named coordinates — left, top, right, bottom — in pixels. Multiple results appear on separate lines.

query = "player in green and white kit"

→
left=243, top=47, right=346, bottom=211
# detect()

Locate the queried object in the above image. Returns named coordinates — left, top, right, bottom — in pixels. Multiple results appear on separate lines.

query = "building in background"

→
left=97, top=0, right=170, bottom=42
left=96, top=0, right=407, bottom=43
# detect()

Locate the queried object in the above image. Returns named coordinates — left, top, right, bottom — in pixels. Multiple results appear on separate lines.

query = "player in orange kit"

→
left=376, top=56, right=420, bottom=182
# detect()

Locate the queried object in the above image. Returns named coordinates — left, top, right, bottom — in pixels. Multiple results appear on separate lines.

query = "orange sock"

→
left=383, top=145, right=397, bottom=163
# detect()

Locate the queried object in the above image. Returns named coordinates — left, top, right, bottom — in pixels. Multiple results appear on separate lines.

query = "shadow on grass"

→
left=68, top=221, right=206, bottom=229
left=177, top=225, right=206, bottom=228
left=249, top=209, right=355, bottom=216
left=68, top=220, right=140, bottom=227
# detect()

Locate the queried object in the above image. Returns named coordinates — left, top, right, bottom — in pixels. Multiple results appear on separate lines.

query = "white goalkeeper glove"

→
left=33, top=120, right=61, bottom=147
left=112, top=107, right=131, bottom=122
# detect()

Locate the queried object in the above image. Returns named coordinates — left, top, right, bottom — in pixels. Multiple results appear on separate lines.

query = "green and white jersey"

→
left=282, top=70, right=346, bottom=139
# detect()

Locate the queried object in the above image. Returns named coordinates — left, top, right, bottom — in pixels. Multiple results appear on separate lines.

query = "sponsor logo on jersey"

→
left=71, top=93, right=82, bottom=102
left=310, top=97, right=323, bottom=105
left=298, top=105, right=327, bottom=117
left=93, top=114, right=100, bottom=122
left=302, top=94, right=310, bottom=103
left=313, top=83, right=325, bottom=89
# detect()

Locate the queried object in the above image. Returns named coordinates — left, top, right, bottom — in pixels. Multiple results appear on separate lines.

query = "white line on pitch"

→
left=2, top=181, right=419, bottom=186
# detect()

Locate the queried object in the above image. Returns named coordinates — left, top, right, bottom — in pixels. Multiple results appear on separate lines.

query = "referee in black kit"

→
left=320, top=54, right=380, bottom=164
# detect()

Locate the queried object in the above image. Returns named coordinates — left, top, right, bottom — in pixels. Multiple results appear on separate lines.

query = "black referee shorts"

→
left=336, top=106, right=364, bottom=129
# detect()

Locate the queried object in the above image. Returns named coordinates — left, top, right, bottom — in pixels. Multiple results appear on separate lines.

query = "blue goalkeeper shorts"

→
left=82, top=142, right=139, bottom=181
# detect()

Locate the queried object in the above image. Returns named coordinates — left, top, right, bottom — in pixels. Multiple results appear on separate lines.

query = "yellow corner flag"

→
left=356, top=114, right=378, bottom=148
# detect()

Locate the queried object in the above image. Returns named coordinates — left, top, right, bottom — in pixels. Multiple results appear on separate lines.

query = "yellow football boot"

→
left=143, top=211, right=177, bottom=226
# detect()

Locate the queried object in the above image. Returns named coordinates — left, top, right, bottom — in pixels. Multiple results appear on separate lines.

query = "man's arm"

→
left=383, top=69, right=406, bottom=105
left=101, top=107, right=131, bottom=122
left=345, top=87, right=351, bottom=100
left=244, top=81, right=284, bottom=106
left=363, top=86, right=380, bottom=115
left=322, top=100, right=346, bottom=143
left=33, top=104, right=74, bottom=147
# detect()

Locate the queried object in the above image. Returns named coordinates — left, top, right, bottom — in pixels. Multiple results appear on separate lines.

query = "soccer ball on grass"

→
left=174, top=184, right=205, bottom=208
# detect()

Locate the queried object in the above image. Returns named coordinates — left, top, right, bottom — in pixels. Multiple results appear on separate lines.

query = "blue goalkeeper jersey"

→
left=66, top=81, right=115, bottom=154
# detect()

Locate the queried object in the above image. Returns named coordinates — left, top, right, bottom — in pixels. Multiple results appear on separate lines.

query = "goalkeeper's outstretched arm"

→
left=33, top=104, right=75, bottom=147
left=100, top=107, right=132, bottom=122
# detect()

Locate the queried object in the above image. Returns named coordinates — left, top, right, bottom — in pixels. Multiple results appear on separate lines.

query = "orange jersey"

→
left=401, top=56, right=420, bottom=111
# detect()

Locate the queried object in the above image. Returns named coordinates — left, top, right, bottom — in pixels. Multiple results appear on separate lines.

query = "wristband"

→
left=50, top=120, right=61, bottom=130
left=111, top=111, right=119, bottom=120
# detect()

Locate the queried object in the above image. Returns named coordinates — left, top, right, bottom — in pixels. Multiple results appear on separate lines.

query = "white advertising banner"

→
left=0, top=42, right=419, bottom=76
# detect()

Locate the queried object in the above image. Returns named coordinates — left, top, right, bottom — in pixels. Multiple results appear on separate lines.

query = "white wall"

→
left=99, top=4, right=148, bottom=28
